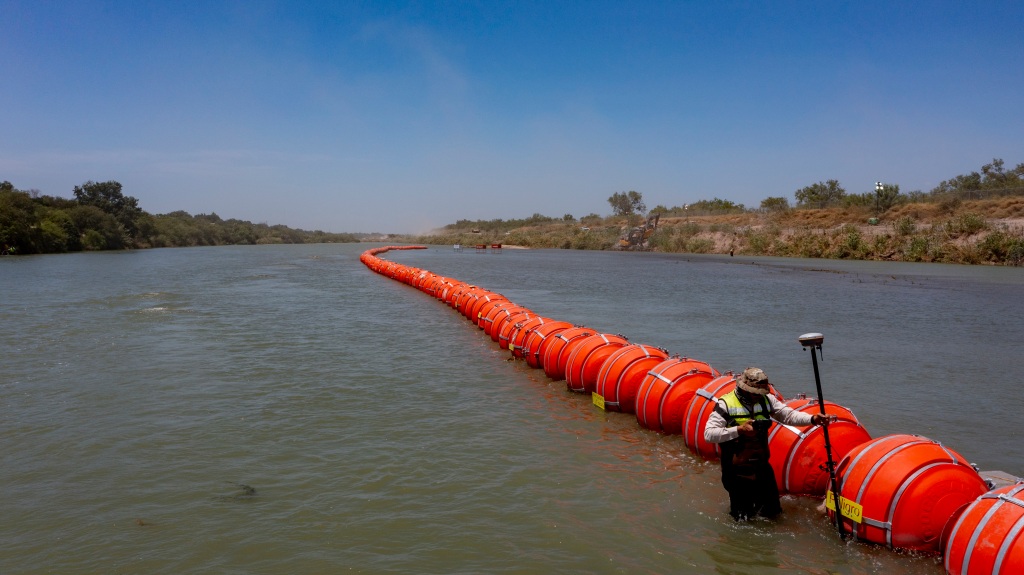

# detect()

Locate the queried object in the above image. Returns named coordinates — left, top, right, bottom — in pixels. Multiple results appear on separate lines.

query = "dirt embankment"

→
left=650, top=197, right=1024, bottom=264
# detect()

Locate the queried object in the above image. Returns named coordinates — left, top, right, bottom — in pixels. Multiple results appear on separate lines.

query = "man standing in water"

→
left=704, top=367, right=835, bottom=520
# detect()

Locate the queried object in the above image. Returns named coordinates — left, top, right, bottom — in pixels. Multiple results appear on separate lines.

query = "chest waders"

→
left=719, top=391, right=772, bottom=480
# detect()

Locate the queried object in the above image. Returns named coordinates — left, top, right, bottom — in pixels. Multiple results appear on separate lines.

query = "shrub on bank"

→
left=892, top=216, right=916, bottom=237
left=686, top=238, right=715, bottom=253
left=834, top=225, right=865, bottom=259
left=945, top=212, right=988, bottom=237
left=978, top=229, right=1024, bottom=265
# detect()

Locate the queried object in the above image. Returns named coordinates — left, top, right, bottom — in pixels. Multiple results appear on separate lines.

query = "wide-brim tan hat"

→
left=736, top=367, right=771, bottom=395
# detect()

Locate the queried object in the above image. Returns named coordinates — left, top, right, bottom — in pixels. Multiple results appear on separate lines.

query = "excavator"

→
left=616, top=213, right=659, bottom=250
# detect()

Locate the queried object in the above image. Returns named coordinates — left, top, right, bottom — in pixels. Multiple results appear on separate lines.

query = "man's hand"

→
left=737, top=421, right=757, bottom=437
left=811, top=414, right=838, bottom=426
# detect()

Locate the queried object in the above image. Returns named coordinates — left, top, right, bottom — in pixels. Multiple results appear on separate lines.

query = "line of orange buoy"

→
left=361, top=245, right=1022, bottom=572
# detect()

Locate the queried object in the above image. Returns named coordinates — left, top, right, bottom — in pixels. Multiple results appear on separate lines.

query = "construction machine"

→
left=617, top=213, right=659, bottom=250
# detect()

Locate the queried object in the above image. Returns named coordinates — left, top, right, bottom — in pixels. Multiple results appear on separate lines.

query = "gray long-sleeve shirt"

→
left=704, top=394, right=816, bottom=444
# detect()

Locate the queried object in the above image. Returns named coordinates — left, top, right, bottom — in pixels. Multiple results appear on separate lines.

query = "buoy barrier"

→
left=460, top=289, right=496, bottom=320
left=593, top=344, right=670, bottom=413
left=564, top=333, right=630, bottom=393
left=359, top=246, right=1017, bottom=562
left=521, top=320, right=574, bottom=369
left=499, top=314, right=544, bottom=356
left=491, top=306, right=534, bottom=344
left=506, top=316, right=553, bottom=359
left=467, top=293, right=506, bottom=323
left=411, top=270, right=431, bottom=290
left=477, top=300, right=516, bottom=331
left=942, top=482, right=1024, bottom=575
left=441, top=281, right=467, bottom=307
left=450, top=284, right=479, bottom=313
left=637, top=357, right=720, bottom=434
left=766, top=398, right=872, bottom=497
left=540, top=327, right=598, bottom=380
left=828, top=434, right=989, bottom=553
left=542, top=326, right=597, bottom=381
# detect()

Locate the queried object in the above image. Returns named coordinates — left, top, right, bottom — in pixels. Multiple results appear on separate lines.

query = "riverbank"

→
left=405, top=197, right=1024, bottom=265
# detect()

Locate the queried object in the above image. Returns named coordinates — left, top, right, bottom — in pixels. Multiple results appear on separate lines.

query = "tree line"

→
left=443, top=158, right=1023, bottom=237
left=769, top=158, right=1024, bottom=212
left=610, top=158, right=1024, bottom=219
left=0, top=180, right=359, bottom=255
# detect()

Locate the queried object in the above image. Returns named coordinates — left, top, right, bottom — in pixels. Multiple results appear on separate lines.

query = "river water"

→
left=1, top=244, right=1021, bottom=574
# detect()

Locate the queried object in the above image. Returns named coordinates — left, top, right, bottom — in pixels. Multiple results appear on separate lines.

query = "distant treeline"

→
left=440, top=158, right=1024, bottom=230
left=0, top=180, right=359, bottom=255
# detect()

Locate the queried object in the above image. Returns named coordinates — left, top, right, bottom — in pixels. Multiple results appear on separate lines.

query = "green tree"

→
left=760, top=196, right=790, bottom=212
left=932, top=171, right=982, bottom=195
left=40, top=209, right=80, bottom=252
left=73, top=180, right=143, bottom=243
left=69, top=204, right=124, bottom=249
left=795, top=179, right=846, bottom=207
left=688, top=198, right=745, bottom=213
left=607, top=191, right=646, bottom=216
left=874, top=183, right=902, bottom=213
left=0, top=182, right=38, bottom=253
left=932, top=158, right=1024, bottom=195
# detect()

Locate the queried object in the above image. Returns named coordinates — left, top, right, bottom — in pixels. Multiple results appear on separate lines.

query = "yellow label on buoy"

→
left=508, top=343, right=514, bottom=351
left=592, top=392, right=605, bottom=410
left=825, top=491, right=863, bottom=523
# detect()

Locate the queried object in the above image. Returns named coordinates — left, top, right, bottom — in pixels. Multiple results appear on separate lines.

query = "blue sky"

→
left=3, top=1, right=1022, bottom=233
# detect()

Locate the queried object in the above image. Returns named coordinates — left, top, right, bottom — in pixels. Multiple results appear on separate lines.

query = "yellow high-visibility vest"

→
left=721, top=391, right=771, bottom=426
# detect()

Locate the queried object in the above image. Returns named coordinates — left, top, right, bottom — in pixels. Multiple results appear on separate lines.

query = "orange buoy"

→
left=416, top=275, right=438, bottom=295
left=441, top=281, right=469, bottom=306
left=477, top=300, right=517, bottom=331
left=636, top=357, right=719, bottom=434
left=468, top=294, right=508, bottom=326
left=421, top=276, right=452, bottom=298
left=829, top=434, right=989, bottom=553
left=564, top=333, right=629, bottom=393
left=681, top=374, right=783, bottom=459
left=942, top=482, right=1024, bottom=575
left=399, top=266, right=420, bottom=286
left=506, top=316, right=552, bottom=359
left=460, top=289, right=497, bottom=321
left=391, top=265, right=410, bottom=284
left=435, top=279, right=457, bottom=301
left=425, top=276, right=450, bottom=296
left=453, top=286, right=483, bottom=316
left=594, top=345, right=670, bottom=413
left=411, top=270, right=432, bottom=290
left=542, top=327, right=598, bottom=381
left=490, top=307, right=533, bottom=343
left=444, top=283, right=468, bottom=306
left=766, top=397, right=871, bottom=496
left=521, top=321, right=574, bottom=369
left=417, top=271, right=437, bottom=291
left=497, top=311, right=539, bottom=352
